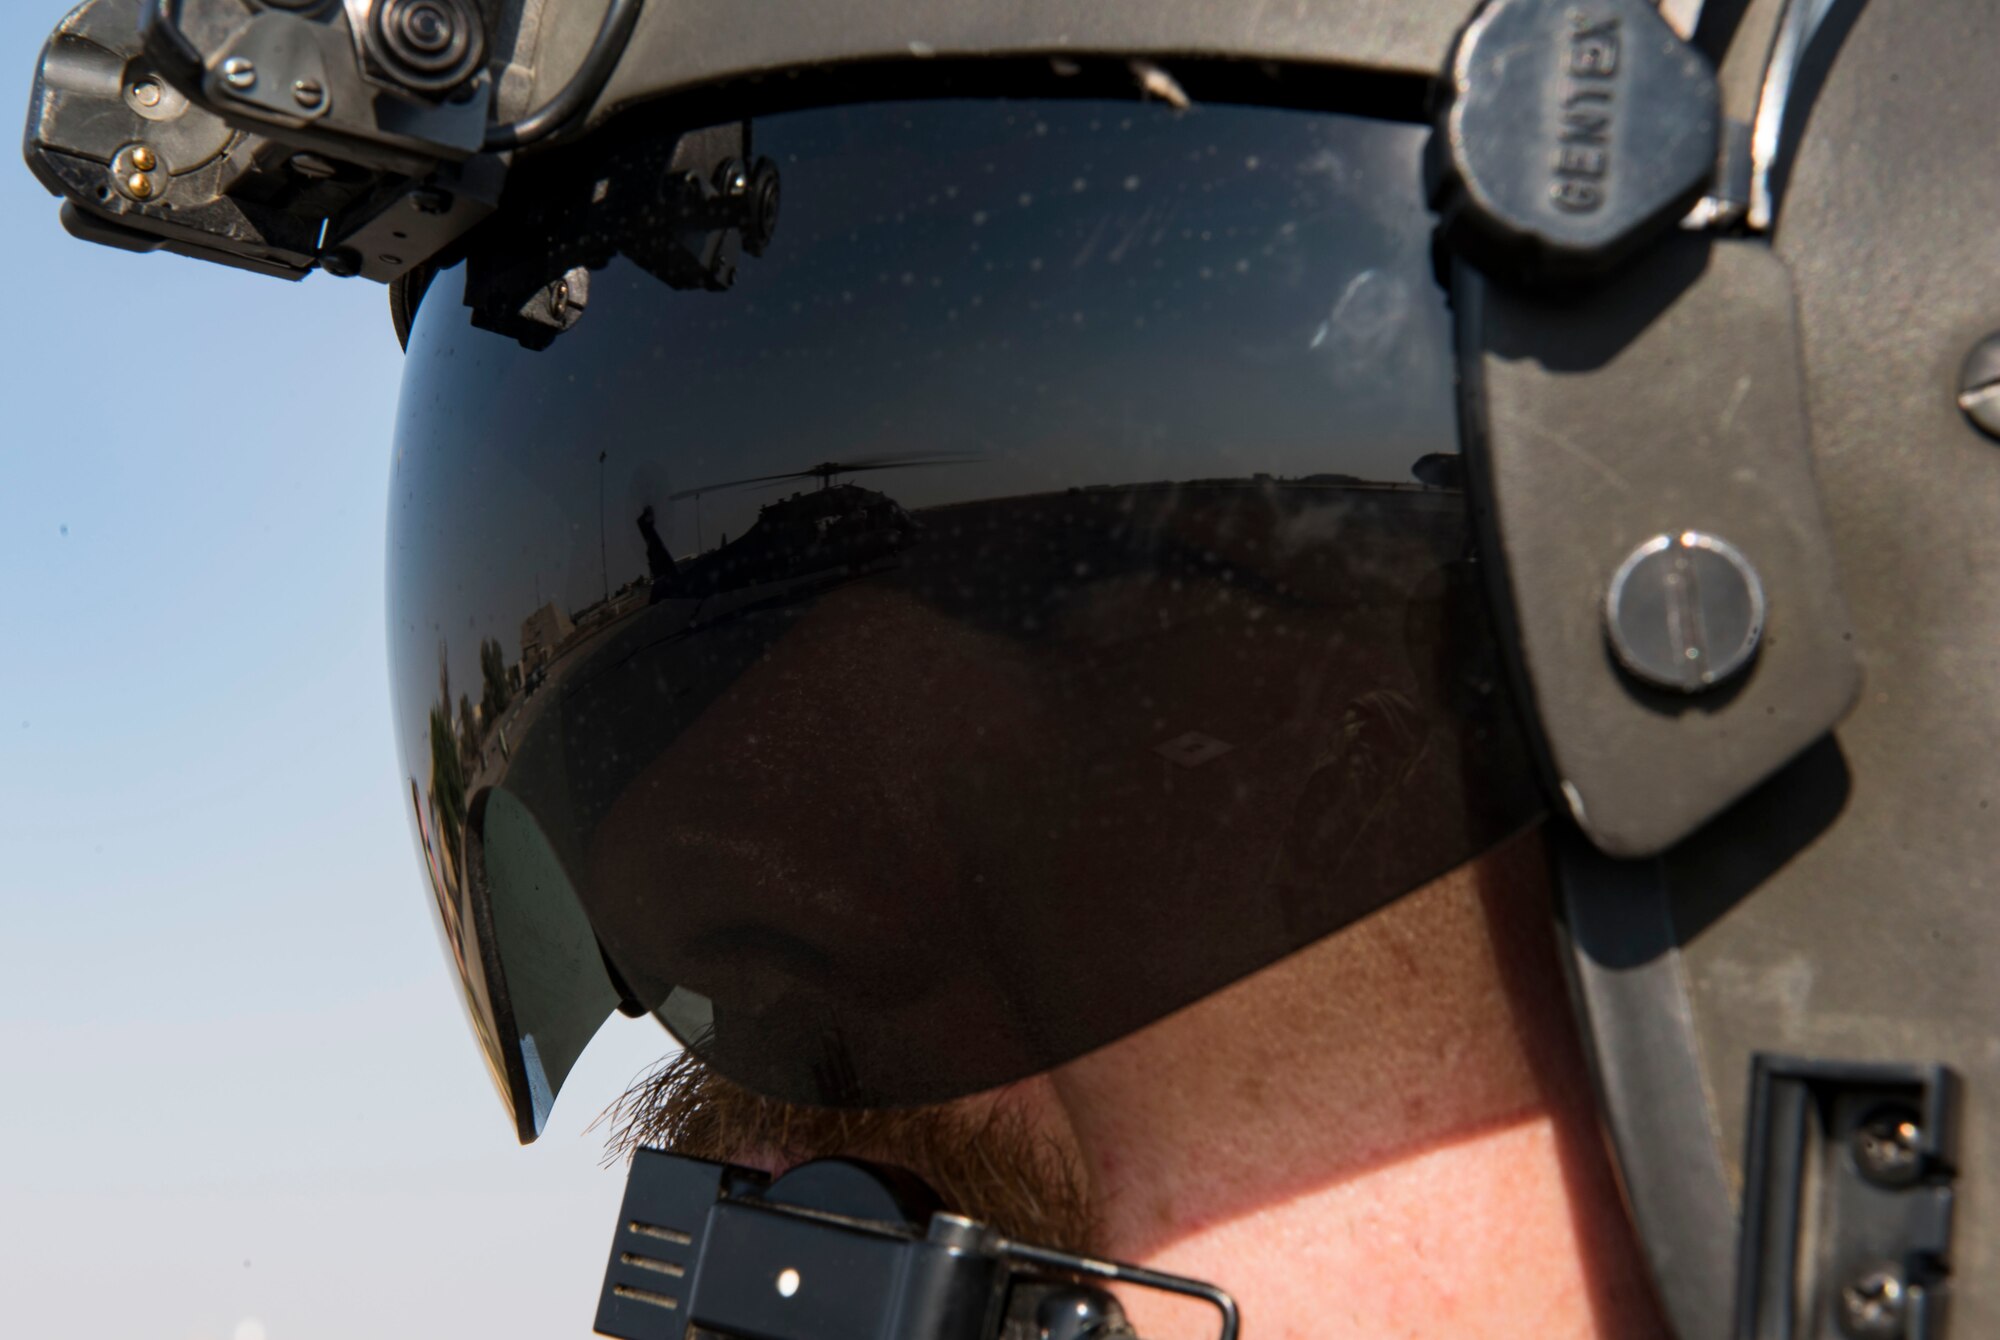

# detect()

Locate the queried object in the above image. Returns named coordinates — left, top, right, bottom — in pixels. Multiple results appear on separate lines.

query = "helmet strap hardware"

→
left=1734, top=1057, right=1958, bottom=1340
left=596, top=1149, right=1238, bottom=1340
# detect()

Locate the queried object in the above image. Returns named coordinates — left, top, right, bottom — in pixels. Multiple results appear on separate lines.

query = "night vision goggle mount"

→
left=595, top=1149, right=1238, bottom=1340
left=23, top=0, right=676, bottom=283
left=25, top=0, right=782, bottom=346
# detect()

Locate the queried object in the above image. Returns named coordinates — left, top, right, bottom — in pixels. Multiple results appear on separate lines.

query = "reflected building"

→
left=572, top=580, right=653, bottom=637
left=520, top=603, right=576, bottom=674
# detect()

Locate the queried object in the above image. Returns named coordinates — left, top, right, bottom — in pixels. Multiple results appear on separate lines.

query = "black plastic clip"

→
left=596, top=1149, right=1238, bottom=1340
left=1735, top=1056, right=1958, bottom=1340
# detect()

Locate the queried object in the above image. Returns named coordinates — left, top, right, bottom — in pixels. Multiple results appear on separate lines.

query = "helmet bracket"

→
left=23, top=0, right=509, bottom=282
left=453, top=118, right=778, bottom=350
left=595, top=1149, right=1240, bottom=1340
left=1734, top=1056, right=1958, bottom=1340
left=1454, top=233, right=1860, bottom=858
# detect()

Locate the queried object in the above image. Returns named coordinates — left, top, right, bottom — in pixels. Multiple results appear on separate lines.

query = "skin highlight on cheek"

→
left=1104, top=1114, right=1651, bottom=1340
left=1043, top=833, right=1667, bottom=1338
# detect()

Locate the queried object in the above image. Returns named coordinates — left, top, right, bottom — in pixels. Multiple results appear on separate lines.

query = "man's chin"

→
left=602, top=1051, right=1102, bottom=1255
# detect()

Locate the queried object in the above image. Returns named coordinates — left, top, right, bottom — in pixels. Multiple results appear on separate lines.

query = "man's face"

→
left=575, top=482, right=1516, bottom=1107
left=390, top=98, right=1540, bottom=1133
left=595, top=831, right=1672, bottom=1340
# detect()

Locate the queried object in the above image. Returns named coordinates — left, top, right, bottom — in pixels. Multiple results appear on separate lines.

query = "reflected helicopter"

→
left=649, top=453, right=978, bottom=601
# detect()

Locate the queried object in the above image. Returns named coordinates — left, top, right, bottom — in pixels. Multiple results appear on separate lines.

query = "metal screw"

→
left=1957, top=333, right=2000, bottom=441
left=130, top=80, right=162, bottom=107
left=222, top=57, right=257, bottom=91
left=1854, top=1109, right=1924, bottom=1187
left=528, top=267, right=591, bottom=332
left=1605, top=531, right=1766, bottom=693
left=1038, top=1289, right=1122, bottom=1340
left=293, top=78, right=325, bottom=110
left=1838, top=1267, right=1906, bottom=1339
left=129, top=146, right=156, bottom=172
left=126, top=171, right=156, bottom=200
left=318, top=247, right=363, bottom=278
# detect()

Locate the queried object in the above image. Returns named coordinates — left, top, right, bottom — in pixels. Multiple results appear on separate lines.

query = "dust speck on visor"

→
left=387, top=96, right=1544, bottom=1141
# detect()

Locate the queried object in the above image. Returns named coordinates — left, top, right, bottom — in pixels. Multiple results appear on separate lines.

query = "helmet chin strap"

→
left=595, top=1150, right=1239, bottom=1340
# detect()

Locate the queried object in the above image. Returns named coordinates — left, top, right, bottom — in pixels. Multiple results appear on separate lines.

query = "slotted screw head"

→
left=1839, top=1267, right=1906, bottom=1339
left=222, top=57, right=257, bottom=90
left=1958, top=332, right=2000, bottom=441
left=1854, top=1108, right=1923, bottom=1187
left=1605, top=531, right=1765, bottom=693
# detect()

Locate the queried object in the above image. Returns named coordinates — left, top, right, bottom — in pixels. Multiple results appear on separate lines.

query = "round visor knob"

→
left=1604, top=531, right=1765, bottom=693
left=1427, top=0, right=1720, bottom=287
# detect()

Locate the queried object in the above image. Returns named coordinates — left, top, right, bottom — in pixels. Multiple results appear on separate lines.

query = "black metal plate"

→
left=1458, top=234, right=1860, bottom=857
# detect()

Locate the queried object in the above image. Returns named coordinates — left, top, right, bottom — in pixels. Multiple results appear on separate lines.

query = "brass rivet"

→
left=127, top=172, right=155, bottom=200
left=130, top=146, right=157, bottom=172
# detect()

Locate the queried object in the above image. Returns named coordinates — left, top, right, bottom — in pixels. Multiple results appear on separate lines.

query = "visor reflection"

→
left=391, top=96, right=1538, bottom=1132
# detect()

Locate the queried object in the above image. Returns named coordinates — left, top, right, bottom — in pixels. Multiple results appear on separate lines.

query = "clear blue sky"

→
left=0, top=6, right=675, bottom=1337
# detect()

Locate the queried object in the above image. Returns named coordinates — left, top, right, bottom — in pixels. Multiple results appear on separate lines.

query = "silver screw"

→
left=1604, top=531, right=1766, bottom=693
left=293, top=77, right=325, bottom=110
left=1958, top=333, right=2000, bottom=441
left=130, top=80, right=163, bottom=107
left=1839, top=1267, right=1906, bottom=1339
left=222, top=57, right=257, bottom=90
left=1854, top=1109, right=1924, bottom=1187
left=527, top=267, right=591, bottom=332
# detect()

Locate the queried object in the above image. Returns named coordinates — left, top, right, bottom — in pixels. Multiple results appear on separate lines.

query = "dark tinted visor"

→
left=389, top=95, right=1544, bottom=1140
